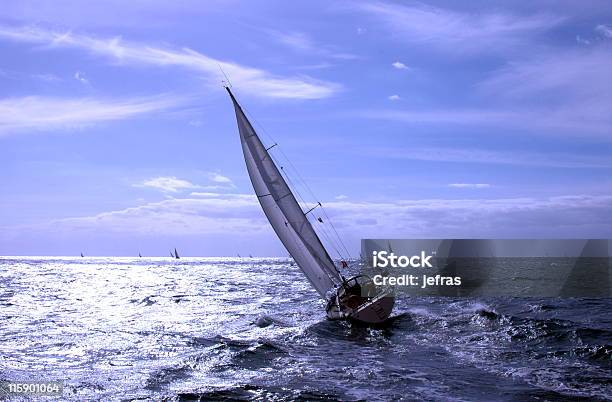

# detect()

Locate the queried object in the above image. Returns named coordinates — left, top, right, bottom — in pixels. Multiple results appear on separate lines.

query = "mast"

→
left=226, top=86, right=342, bottom=298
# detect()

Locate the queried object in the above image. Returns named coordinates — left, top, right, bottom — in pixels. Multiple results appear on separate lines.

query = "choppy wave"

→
left=0, top=257, right=610, bottom=401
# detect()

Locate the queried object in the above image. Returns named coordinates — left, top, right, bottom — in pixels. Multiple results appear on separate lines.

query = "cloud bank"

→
left=10, top=193, right=611, bottom=243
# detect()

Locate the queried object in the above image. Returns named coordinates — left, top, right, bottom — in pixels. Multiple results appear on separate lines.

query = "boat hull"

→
left=326, top=292, right=395, bottom=324
left=349, top=294, right=395, bottom=324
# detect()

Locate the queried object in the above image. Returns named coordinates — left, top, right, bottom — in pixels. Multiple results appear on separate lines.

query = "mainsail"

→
left=227, top=87, right=342, bottom=297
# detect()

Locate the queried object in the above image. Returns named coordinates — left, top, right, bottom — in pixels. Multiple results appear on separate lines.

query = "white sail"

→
left=227, top=88, right=342, bottom=297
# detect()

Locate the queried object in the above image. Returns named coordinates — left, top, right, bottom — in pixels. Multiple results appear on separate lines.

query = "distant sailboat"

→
left=249, top=254, right=253, bottom=258
left=80, top=252, right=84, bottom=258
left=170, top=250, right=175, bottom=258
left=138, top=252, right=142, bottom=258
left=237, top=253, right=241, bottom=258
left=226, top=86, right=394, bottom=324
left=174, top=248, right=180, bottom=259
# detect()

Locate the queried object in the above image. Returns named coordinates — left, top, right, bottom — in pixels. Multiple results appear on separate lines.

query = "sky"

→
left=1, top=0, right=611, bottom=256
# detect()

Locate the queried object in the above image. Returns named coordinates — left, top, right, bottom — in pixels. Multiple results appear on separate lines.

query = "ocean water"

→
left=0, top=257, right=610, bottom=401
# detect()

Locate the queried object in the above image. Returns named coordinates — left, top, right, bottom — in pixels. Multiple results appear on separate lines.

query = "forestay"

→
left=227, top=87, right=342, bottom=298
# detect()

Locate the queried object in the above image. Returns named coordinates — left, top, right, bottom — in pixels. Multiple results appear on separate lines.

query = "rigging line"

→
left=284, top=210, right=337, bottom=288
left=275, top=152, right=346, bottom=261
left=218, top=64, right=232, bottom=88
left=316, top=219, right=346, bottom=261
left=319, top=207, right=351, bottom=258
left=277, top=158, right=345, bottom=260
left=274, top=156, right=314, bottom=217
left=232, top=90, right=350, bottom=258
left=304, top=204, right=346, bottom=258
left=276, top=156, right=351, bottom=257
left=277, top=182, right=341, bottom=283
left=273, top=155, right=309, bottom=207
left=269, top=142, right=350, bottom=258
left=257, top=145, right=340, bottom=285
left=316, top=220, right=345, bottom=261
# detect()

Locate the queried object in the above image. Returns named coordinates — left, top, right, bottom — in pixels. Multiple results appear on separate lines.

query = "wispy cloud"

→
left=575, top=35, right=591, bottom=45
left=136, top=172, right=234, bottom=193
left=359, top=108, right=514, bottom=125
left=272, top=30, right=314, bottom=52
left=74, top=71, right=89, bottom=85
left=478, top=47, right=612, bottom=135
left=388, top=94, right=400, bottom=101
left=356, top=2, right=563, bottom=54
left=391, top=61, right=408, bottom=69
left=266, top=29, right=358, bottom=60
left=0, top=68, right=61, bottom=82
left=479, top=48, right=611, bottom=101
left=0, top=25, right=341, bottom=99
left=595, top=24, right=612, bottom=38
left=33, top=73, right=61, bottom=82
left=358, top=104, right=611, bottom=137
left=207, top=172, right=232, bottom=184
left=0, top=94, right=185, bottom=135
left=364, top=146, right=612, bottom=168
left=351, top=43, right=612, bottom=137
left=449, top=183, right=491, bottom=189
left=138, top=176, right=200, bottom=193
left=205, top=172, right=235, bottom=190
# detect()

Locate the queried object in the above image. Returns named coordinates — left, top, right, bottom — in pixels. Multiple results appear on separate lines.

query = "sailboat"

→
left=138, top=252, right=142, bottom=258
left=174, top=248, right=180, bottom=259
left=226, top=86, right=394, bottom=324
left=80, top=252, right=84, bottom=258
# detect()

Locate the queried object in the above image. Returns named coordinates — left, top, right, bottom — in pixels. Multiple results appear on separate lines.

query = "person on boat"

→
left=339, top=277, right=364, bottom=309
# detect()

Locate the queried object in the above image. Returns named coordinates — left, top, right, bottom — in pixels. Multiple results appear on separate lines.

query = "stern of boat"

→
left=326, top=275, right=395, bottom=324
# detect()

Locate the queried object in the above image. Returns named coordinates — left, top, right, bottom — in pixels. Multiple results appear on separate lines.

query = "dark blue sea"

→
left=0, top=257, right=610, bottom=401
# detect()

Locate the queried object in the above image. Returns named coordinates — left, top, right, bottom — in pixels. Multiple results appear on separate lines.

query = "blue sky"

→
left=1, top=1, right=611, bottom=256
